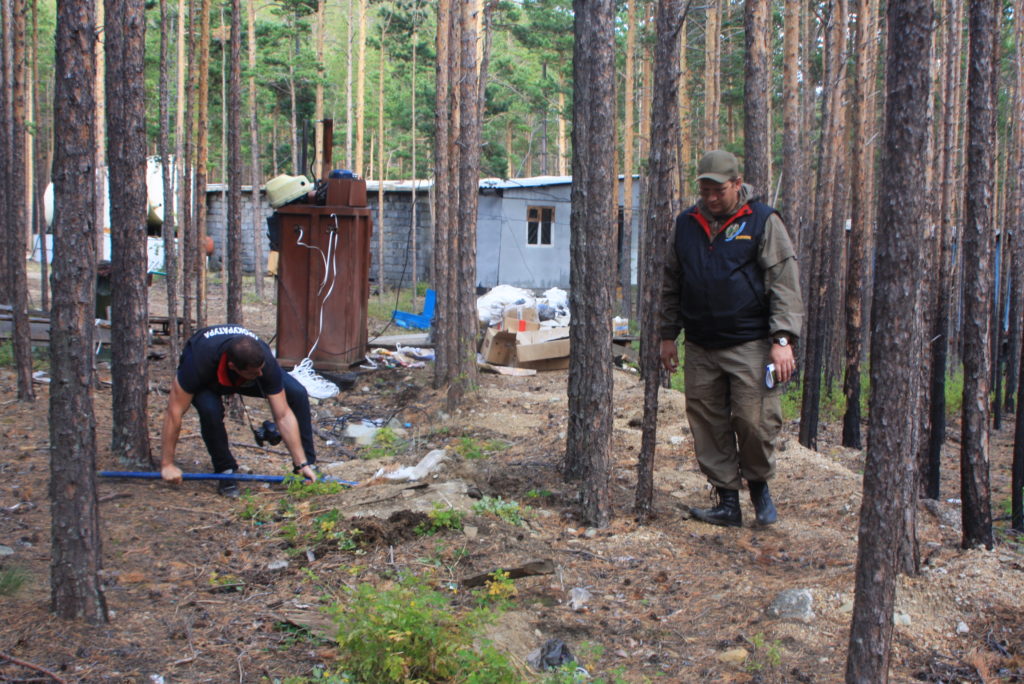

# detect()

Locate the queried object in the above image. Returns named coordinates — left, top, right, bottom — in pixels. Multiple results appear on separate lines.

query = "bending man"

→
left=160, top=325, right=318, bottom=496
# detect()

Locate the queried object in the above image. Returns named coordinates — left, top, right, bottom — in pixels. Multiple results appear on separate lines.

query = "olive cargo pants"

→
left=683, top=338, right=782, bottom=490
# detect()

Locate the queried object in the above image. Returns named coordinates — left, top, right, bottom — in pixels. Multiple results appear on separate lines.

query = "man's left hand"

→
left=297, top=464, right=318, bottom=483
left=770, top=342, right=796, bottom=383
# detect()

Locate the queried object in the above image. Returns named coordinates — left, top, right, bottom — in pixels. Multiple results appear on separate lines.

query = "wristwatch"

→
left=772, top=335, right=790, bottom=347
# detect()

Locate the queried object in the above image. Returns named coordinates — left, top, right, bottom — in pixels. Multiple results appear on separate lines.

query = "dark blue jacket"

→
left=673, top=201, right=778, bottom=349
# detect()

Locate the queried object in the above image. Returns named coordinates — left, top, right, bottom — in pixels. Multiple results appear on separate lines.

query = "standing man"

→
left=659, top=150, right=803, bottom=526
left=160, top=325, right=319, bottom=496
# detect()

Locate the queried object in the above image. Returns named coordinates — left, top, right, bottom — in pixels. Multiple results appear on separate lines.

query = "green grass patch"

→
left=0, top=566, right=28, bottom=596
left=454, top=436, right=509, bottom=460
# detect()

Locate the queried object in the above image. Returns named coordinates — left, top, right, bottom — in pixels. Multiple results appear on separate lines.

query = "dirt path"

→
left=2, top=272, right=1023, bottom=682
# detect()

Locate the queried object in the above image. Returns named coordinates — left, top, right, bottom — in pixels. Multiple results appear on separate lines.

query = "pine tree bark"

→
left=106, top=0, right=151, bottom=466
left=181, top=0, right=197, bottom=338
left=620, top=0, right=636, bottom=321
left=564, top=0, right=615, bottom=528
left=702, top=0, right=721, bottom=150
left=195, top=0, right=210, bottom=327
left=799, top=0, right=848, bottom=450
left=959, top=0, right=998, bottom=551
left=0, top=0, right=10, bottom=309
left=451, top=0, right=480, bottom=409
left=845, top=0, right=932, bottom=675
left=1009, top=0, right=1024, bottom=531
left=432, top=0, right=452, bottom=391
left=842, top=0, right=880, bottom=449
left=780, top=0, right=803, bottom=256
left=246, top=0, right=263, bottom=298
left=636, top=0, right=684, bottom=523
left=158, top=0, right=179, bottom=362
left=6, top=0, right=34, bottom=401
left=742, top=0, right=770, bottom=191
left=50, top=0, right=108, bottom=623
left=356, top=0, right=366, bottom=175
left=227, top=0, right=242, bottom=324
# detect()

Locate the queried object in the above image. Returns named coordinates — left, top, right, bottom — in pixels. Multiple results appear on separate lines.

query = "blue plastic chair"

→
left=393, top=289, right=436, bottom=329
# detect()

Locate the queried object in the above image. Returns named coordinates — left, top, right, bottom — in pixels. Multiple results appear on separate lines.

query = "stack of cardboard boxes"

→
left=479, top=305, right=571, bottom=371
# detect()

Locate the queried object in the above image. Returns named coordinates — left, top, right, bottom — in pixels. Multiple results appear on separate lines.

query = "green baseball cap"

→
left=696, top=150, right=739, bottom=184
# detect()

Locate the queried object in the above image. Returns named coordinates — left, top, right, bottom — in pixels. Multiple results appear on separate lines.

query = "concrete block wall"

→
left=205, top=187, right=433, bottom=288
left=205, top=187, right=274, bottom=273
left=366, top=191, right=433, bottom=289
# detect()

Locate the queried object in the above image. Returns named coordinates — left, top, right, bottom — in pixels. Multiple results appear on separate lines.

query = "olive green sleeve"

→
left=759, top=213, right=804, bottom=340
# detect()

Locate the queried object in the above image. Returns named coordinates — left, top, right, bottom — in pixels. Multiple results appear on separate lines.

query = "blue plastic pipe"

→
left=98, top=471, right=358, bottom=486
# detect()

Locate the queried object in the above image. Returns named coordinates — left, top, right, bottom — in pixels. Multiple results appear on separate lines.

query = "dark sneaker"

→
left=217, top=469, right=241, bottom=498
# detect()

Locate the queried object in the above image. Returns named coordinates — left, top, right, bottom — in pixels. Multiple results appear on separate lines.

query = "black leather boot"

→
left=690, top=487, right=742, bottom=527
left=749, top=480, right=777, bottom=525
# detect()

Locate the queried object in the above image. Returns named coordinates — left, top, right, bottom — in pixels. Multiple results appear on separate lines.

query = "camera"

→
left=254, top=420, right=282, bottom=446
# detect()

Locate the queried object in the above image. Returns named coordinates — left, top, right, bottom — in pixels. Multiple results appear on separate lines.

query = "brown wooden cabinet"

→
left=275, top=178, right=372, bottom=370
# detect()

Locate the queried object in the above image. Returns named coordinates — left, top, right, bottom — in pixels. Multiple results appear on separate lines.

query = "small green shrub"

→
left=472, top=496, right=525, bottom=526
left=415, top=502, right=464, bottom=535
left=327, top=574, right=521, bottom=684
left=526, top=489, right=553, bottom=499
left=746, top=632, right=783, bottom=673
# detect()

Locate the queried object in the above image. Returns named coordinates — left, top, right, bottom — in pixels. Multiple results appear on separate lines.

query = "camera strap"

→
left=235, top=395, right=260, bottom=434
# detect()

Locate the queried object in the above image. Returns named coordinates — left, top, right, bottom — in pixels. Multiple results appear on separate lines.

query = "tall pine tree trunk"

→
left=450, top=0, right=480, bottom=409
left=158, top=0, right=179, bottom=362
left=620, top=0, right=636, bottom=321
left=6, top=0, right=34, bottom=401
left=195, top=0, right=210, bottom=327
left=227, top=0, right=242, bottom=324
left=432, top=0, right=452, bottom=391
left=702, top=0, right=720, bottom=150
left=565, top=0, right=615, bottom=528
left=959, top=0, right=998, bottom=551
left=743, top=0, right=771, bottom=191
left=845, top=0, right=932, bottom=675
left=842, top=0, right=879, bottom=448
left=49, top=0, right=107, bottom=623
left=247, top=0, right=263, bottom=297
left=636, top=0, right=684, bottom=523
left=106, top=0, right=151, bottom=466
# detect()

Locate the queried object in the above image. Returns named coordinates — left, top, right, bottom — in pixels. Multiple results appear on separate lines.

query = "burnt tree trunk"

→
left=106, top=0, right=151, bottom=466
left=845, top=0, right=932, bottom=676
left=50, top=0, right=108, bottom=623
left=959, top=0, right=997, bottom=551
left=636, top=0, right=685, bottom=523
left=226, top=0, right=242, bottom=324
left=742, top=0, right=770, bottom=192
left=564, top=0, right=616, bottom=528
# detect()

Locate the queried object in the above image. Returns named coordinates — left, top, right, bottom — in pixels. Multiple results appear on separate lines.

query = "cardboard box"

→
left=515, top=327, right=570, bottom=363
left=501, top=305, right=540, bottom=332
left=480, top=327, right=517, bottom=366
left=480, top=324, right=570, bottom=371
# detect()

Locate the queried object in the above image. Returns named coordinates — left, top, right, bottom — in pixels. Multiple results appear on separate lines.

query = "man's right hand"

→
left=161, top=464, right=183, bottom=485
left=660, top=339, right=679, bottom=373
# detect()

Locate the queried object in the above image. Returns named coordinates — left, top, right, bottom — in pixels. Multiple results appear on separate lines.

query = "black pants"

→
left=192, top=373, right=317, bottom=473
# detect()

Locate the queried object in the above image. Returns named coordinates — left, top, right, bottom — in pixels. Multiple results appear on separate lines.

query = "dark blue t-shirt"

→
left=176, top=325, right=284, bottom=395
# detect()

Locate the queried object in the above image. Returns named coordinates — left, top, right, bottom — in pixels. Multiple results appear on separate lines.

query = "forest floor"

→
left=2, top=268, right=1024, bottom=683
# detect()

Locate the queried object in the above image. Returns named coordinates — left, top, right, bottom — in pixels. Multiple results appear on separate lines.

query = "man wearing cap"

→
left=159, top=325, right=319, bottom=496
left=659, top=150, right=804, bottom=527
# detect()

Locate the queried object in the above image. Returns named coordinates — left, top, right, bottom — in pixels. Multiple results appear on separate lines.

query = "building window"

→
left=527, top=206, right=554, bottom=246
